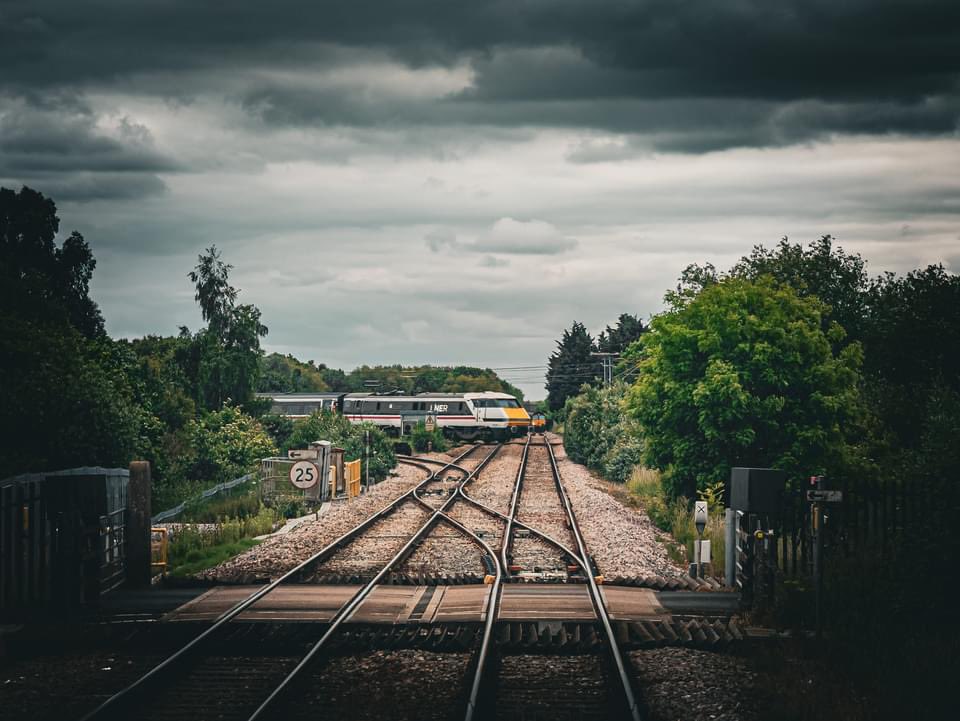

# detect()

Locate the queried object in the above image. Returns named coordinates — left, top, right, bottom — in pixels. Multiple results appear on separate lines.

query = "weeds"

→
left=626, top=467, right=727, bottom=577
left=166, top=505, right=280, bottom=576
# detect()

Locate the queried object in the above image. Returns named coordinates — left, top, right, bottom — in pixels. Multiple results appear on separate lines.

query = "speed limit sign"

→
left=289, top=460, right=319, bottom=489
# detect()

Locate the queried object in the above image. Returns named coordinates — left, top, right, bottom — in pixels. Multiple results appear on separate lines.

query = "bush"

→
left=602, top=435, right=645, bottom=483
left=564, top=382, right=643, bottom=482
left=285, top=411, right=396, bottom=484
left=409, top=422, right=449, bottom=453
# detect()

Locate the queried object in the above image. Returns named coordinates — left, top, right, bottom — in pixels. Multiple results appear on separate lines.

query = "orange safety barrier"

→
left=345, top=459, right=362, bottom=497
left=151, top=527, right=169, bottom=576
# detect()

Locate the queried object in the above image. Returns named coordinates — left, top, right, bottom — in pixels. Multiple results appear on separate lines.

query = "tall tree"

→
left=0, top=186, right=105, bottom=338
left=731, top=235, right=869, bottom=344
left=546, top=321, right=599, bottom=412
left=597, top=313, right=647, bottom=353
left=188, top=246, right=267, bottom=410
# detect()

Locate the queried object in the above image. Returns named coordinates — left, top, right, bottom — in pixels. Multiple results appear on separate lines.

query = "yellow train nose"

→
left=504, top=407, right=530, bottom=426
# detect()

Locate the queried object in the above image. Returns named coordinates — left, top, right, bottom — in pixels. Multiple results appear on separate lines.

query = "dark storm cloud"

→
left=1, top=0, right=959, bottom=151
left=0, top=94, right=178, bottom=199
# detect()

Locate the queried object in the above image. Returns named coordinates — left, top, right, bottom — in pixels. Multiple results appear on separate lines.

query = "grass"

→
left=625, top=466, right=726, bottom=577
left=164, top=505, right=280, bottom=577
left=168, top=538, right=261, bottom=577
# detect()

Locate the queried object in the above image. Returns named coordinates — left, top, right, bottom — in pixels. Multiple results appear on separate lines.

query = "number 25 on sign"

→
left=289, top=460, right=319, bottom=489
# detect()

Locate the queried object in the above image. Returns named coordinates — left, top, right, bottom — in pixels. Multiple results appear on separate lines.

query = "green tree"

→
left=626, top=276, right=862, bottom=500
left=731, top=235, right=869, bottom=344
left=178, top=404, right=277, bottom=486
left=187, top=246, right=268, bottom=410
left=597, top=313, right=647, bottom=353
left=259, top=353, right=331, bottom=393
left=0, top=186, right=105, bottom=338
left=546, top=321, right=599, bottom=412
left=862, top=264, right=960, bottom=452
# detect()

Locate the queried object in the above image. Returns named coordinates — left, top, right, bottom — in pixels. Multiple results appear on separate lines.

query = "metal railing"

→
left=151, top=473, right=255, bottom=523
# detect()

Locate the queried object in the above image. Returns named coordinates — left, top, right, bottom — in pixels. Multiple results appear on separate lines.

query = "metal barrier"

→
left=151, top=473, right=254, bottom=523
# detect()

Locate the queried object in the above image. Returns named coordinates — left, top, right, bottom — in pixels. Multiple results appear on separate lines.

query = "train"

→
left=256, top=390, right=531, bottom=440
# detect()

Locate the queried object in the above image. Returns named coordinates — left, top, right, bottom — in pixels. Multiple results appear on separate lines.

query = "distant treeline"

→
left=260, top=355, right=524, bottom=399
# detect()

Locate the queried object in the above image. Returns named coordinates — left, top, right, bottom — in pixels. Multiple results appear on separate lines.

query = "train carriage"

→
left=257, top=390, right=530, bottom=440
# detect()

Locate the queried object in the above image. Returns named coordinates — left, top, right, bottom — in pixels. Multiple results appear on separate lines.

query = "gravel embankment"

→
left=447, top=499, right=504, bottom=551
left=495, top=655, right=612, bottom=721
left=292, top=651, right=471, bottom=721
left=551, top=435, right=684, bottom=579
left=399, top=521, right=486, bottom=576
left=462, top=442, right=522, bottom=514
left=201, top=462, right=430, bottom=582
left=311, top=501, right=431, bottom=577
left=630, top=648, right=757, bottom=721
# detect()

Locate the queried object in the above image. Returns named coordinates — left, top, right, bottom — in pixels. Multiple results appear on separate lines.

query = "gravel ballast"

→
left=202, top=462, right=430, bottom=582
left=552, top=436, right=684, bottom=579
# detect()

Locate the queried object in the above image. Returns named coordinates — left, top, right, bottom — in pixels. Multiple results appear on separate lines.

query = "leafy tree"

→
left=187, top=246, right=268, bottom=410
left=546, top=321, right=599, bottom=412
left=259, top=353, right=331, bottom=393
left=341, top=364, right=522, bottom=399
left=176, top=404, right=277, bottom=486
left=0, top=186, right=105, bottom=338
left=597, top=313, right=647, bottom=353
left=861, top=265, right=960, bottom=452
left=0, top=312, right=144, bottom=477
left=731, top=235, right=869, bottom=344
left=626, top=276, right=862, bottom=500
left=285, top=412, right=396, bottom=484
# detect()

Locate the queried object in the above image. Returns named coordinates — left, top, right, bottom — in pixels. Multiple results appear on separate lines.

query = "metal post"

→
left=814, top=500, right=824, bottom=639
left=364, top=430, right=370, bottom=493
left=695, top=529, right=702, bottom=578
left=725, top=507, right=735, bottom=587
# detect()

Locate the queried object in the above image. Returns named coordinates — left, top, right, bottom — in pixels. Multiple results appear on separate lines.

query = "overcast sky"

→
left=2, top=1, right=959, bottom=399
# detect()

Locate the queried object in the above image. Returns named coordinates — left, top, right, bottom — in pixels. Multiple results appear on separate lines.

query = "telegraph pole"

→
left=590, top=352, right=619, bottom=386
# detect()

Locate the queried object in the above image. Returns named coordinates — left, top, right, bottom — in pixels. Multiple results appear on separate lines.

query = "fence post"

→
left=725, top=507, right=735, bottom=586
left=126, top=461, right=152, bottom=588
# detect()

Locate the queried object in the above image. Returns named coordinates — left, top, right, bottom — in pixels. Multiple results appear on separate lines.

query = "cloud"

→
left=425, top=228, right=457, bottom=252
left=0, top=94, right=178, bottom=200
left=480, top=255, right=509, bottom=268
left=472, top=218, right=577, bottom=255
left=0, top=1, right=957, bottom=152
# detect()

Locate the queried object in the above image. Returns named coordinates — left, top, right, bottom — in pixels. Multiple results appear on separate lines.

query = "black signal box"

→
left=729, top=467, right=786, bottom=513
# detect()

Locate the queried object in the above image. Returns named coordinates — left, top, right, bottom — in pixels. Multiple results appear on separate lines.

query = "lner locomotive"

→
left=256, top=390, right=531, bottom=440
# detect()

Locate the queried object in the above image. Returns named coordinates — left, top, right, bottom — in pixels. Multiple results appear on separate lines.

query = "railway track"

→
left=466, top=436, right=644, bottom=721
left=80, top=444, right=497, bottom=721
left=82, top=438, right=646, bottom=721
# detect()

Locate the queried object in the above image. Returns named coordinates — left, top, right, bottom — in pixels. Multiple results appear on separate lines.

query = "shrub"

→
left=409, top=422, right=449, bottom=453
left=285, top=411, right=396, bottom=484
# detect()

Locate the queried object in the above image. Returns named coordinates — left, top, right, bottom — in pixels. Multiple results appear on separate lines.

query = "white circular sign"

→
left=289, top=460, right=319, bottom=489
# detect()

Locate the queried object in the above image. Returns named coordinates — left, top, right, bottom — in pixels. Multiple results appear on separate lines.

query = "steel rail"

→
left=460, top=434, right=533, bottom=721
left=402, top=451, right=587, bottom=567
left=246, top=443, right=503, bottom=721
left=81, top=443, right=486, bottom=721
left=500, top=434, right=531, bottom=576
left=544, top=438, right=644, bottom=721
